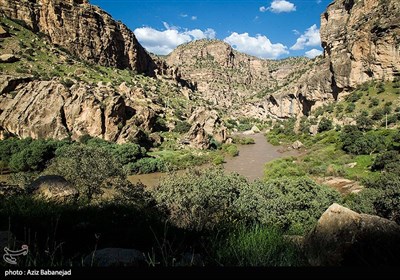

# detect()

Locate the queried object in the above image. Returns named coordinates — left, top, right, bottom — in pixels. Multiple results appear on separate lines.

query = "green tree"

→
left=318, top=117, right=333, bottom=133
left=45, top=145, right=127, bottom=200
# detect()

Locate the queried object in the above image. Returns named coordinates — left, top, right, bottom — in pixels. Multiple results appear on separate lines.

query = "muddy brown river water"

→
left=128, top=133, right=299, bottom=188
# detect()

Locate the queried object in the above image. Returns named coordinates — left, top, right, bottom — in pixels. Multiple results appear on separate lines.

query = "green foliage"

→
left=173, top=121, right=191, bottom=134
left=345, top=92, right=362, bottom=103
left=111, top=143, right=146, bottom=165
left=125, top=157, right=165, bottom=174
left=45, top=145, right=127, bottom=200
left=371, top=151, right=400, bottom=172
left=356, top=113, right=373, bottom=131
left=264, top=157, right=306, bottom=180
left=0, top=138, right=67, bottom=172
left=345, top=103, right=356, bottom=113
left=318, top=117, right=333, bottom=133
left=369, top=98, right=380, bottom=107
left=231, top=136, right=255, bottom=145
left=371, top=108, right=384, bottom=120
left=340, top=126, right=386, bottom=155
left=235, top=177, right=341, bottom=233
left=222, top=143, right=239, bottom=157
left=151, top=168, right=249, bottom=231
left=212, top=224, right=303, bottom=266
left=212, top=155, right=225, bottom=165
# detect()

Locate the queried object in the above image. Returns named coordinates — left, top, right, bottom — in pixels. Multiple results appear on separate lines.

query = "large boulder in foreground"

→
left=83, top=248, right=145, bottom=267
left=305, top=203, right=400, bottom=266
left=29, top=175, right=78, bottom=202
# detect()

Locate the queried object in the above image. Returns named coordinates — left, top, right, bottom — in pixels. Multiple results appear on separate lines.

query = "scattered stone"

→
left=291, top=140, right=304, bottom=149
left=242, top=130, right=254, bottom=135
left=320, top=177, right=362, bottom=195
left=345, top=162, right=357, bottom=168
left=0, top=54, right=19, bottom=63
left=29, top=175, right=79, bottom=202
left=305, top=203, right=400, bottom=266
left=83, top=248, right=145, bottom=267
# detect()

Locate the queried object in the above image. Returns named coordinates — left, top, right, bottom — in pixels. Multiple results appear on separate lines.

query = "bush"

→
left=264, top=158, right=305, bottom=180
left=111, top=143, right=146, bottom=165
left=173, top=121, right=191, bottom=134
left=235, top=177, right=341, bottom=233
left=44, top=145, right=127, bottom=200
left=371, top=151, right=400, bottom=172
left=212, top=224, right=303, bottom=266
left=125, top=157, right=165, bottom=174
left=340, top=126, right=386, bottom=155
left=212, top=155, right=225, bottom=165
left=356, top=113, right=373, bottom=131
left=232, top=136, right=255, bottom=145
left=369, top=98, right=380, bottom=107
left=318, top=117, right=333, bottom=133
left=151, top=168, right=249, bottom=231
left=345, top=103, right=355, bottom=113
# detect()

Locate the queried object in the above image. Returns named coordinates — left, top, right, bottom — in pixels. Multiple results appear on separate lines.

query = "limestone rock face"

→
left=0, top=76, right=162, bottom=143
left=184, top=107, right=227, bottom=149
left=264, top=0, right=400, bottom=118
left=305, top=203, right=400, bottom=266
left=0, top=0, right=156, bottom=75
left=320, top=0, right=400, bottom=89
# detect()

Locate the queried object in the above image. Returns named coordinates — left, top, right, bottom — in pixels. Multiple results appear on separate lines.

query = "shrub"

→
left=173, top=121, right=191, bottom=134
left=235, top=177, right=341, bottom=233
left=232, top=136, right=255, bottom=145
left=264, top=157, right=305, bottom=180
left=212, top=155, right=225, bottom=165
left=125, top=157, right=165, bottom=174
left=369, top=98, right=380, bottom=107
left=340, top=126, right=386, bottom=155
left=371, top=151, right=400, bottom=173
left=356, top=113, right=373, bottom=131
left=318, top=117, right=333, bottom=133
left=345, top=103, right=355, bottom=113
left=111, top=143, right=146, bottom=165
left=151, top=168, right=249, bottom=231
left=371, top=108, right=384, bottom=120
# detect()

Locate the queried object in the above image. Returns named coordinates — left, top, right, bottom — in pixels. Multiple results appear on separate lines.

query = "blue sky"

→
left=90, top=0, right=332, bottom=59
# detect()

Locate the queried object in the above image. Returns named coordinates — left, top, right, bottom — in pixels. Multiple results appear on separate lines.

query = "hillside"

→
left=266, top=0, right=400, bottom=118
left=165, top=39, right=313, bottom=119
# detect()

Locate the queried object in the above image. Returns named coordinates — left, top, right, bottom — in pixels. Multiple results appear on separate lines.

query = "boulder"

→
left=83, top=248, right=145, bottom=267
left=291, top=140, right=304, bottom=150
left=0, top=54, right=19, bottom=63
left=305, top=203, right=400, bottom=266
left=309, top=125, right=318, bottom=136
left=0, top=25, right=9, bottom=38
left=320, top=177, right=362, bottom=195
left=251, top=125, right=261, bottom=133
left=29, top=175, right=79, bottom=202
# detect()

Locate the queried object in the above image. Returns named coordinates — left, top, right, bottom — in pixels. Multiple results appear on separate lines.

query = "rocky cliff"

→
left=266, top=0, right=400, bottom=118
left=165, top=39, right=312, bottom=119
left=0, top=0, right=157, bottom=75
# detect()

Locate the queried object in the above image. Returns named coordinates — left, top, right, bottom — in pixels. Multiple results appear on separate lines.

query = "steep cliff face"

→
left=321, top=0, right=400, bottom=91
left=0, top=0, right=156, bottom=75
left=265, top=0, right=400, bottom=118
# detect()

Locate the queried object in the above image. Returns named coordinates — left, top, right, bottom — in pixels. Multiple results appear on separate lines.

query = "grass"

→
left=211, top=224, right=304, bottom=266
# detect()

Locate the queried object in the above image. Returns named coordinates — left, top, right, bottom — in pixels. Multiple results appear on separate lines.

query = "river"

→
left=128, top=133, right=299, bottom=188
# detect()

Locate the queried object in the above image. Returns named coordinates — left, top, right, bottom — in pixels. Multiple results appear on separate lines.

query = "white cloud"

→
left=191, top=16, right=197, bottom=20
left=134, top=24, right=216, bottom=55
left=292, top=29, right=300, bottom=35
left=262, top=0, right=296, bottom=13
left=305, top=48, right=323, bottom=59
left=180, top=13, right=188, bottom=18
left=224, top=32, right=289, bottom=59
left=290, top=24, right=321, bottom=50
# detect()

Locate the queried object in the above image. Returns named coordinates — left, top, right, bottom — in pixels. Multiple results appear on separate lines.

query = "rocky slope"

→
left=267, top=0, right=400, bottom=118
left=0, top=0, right=156, bottom=75
left=166, top=39, right=312, bottom=119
